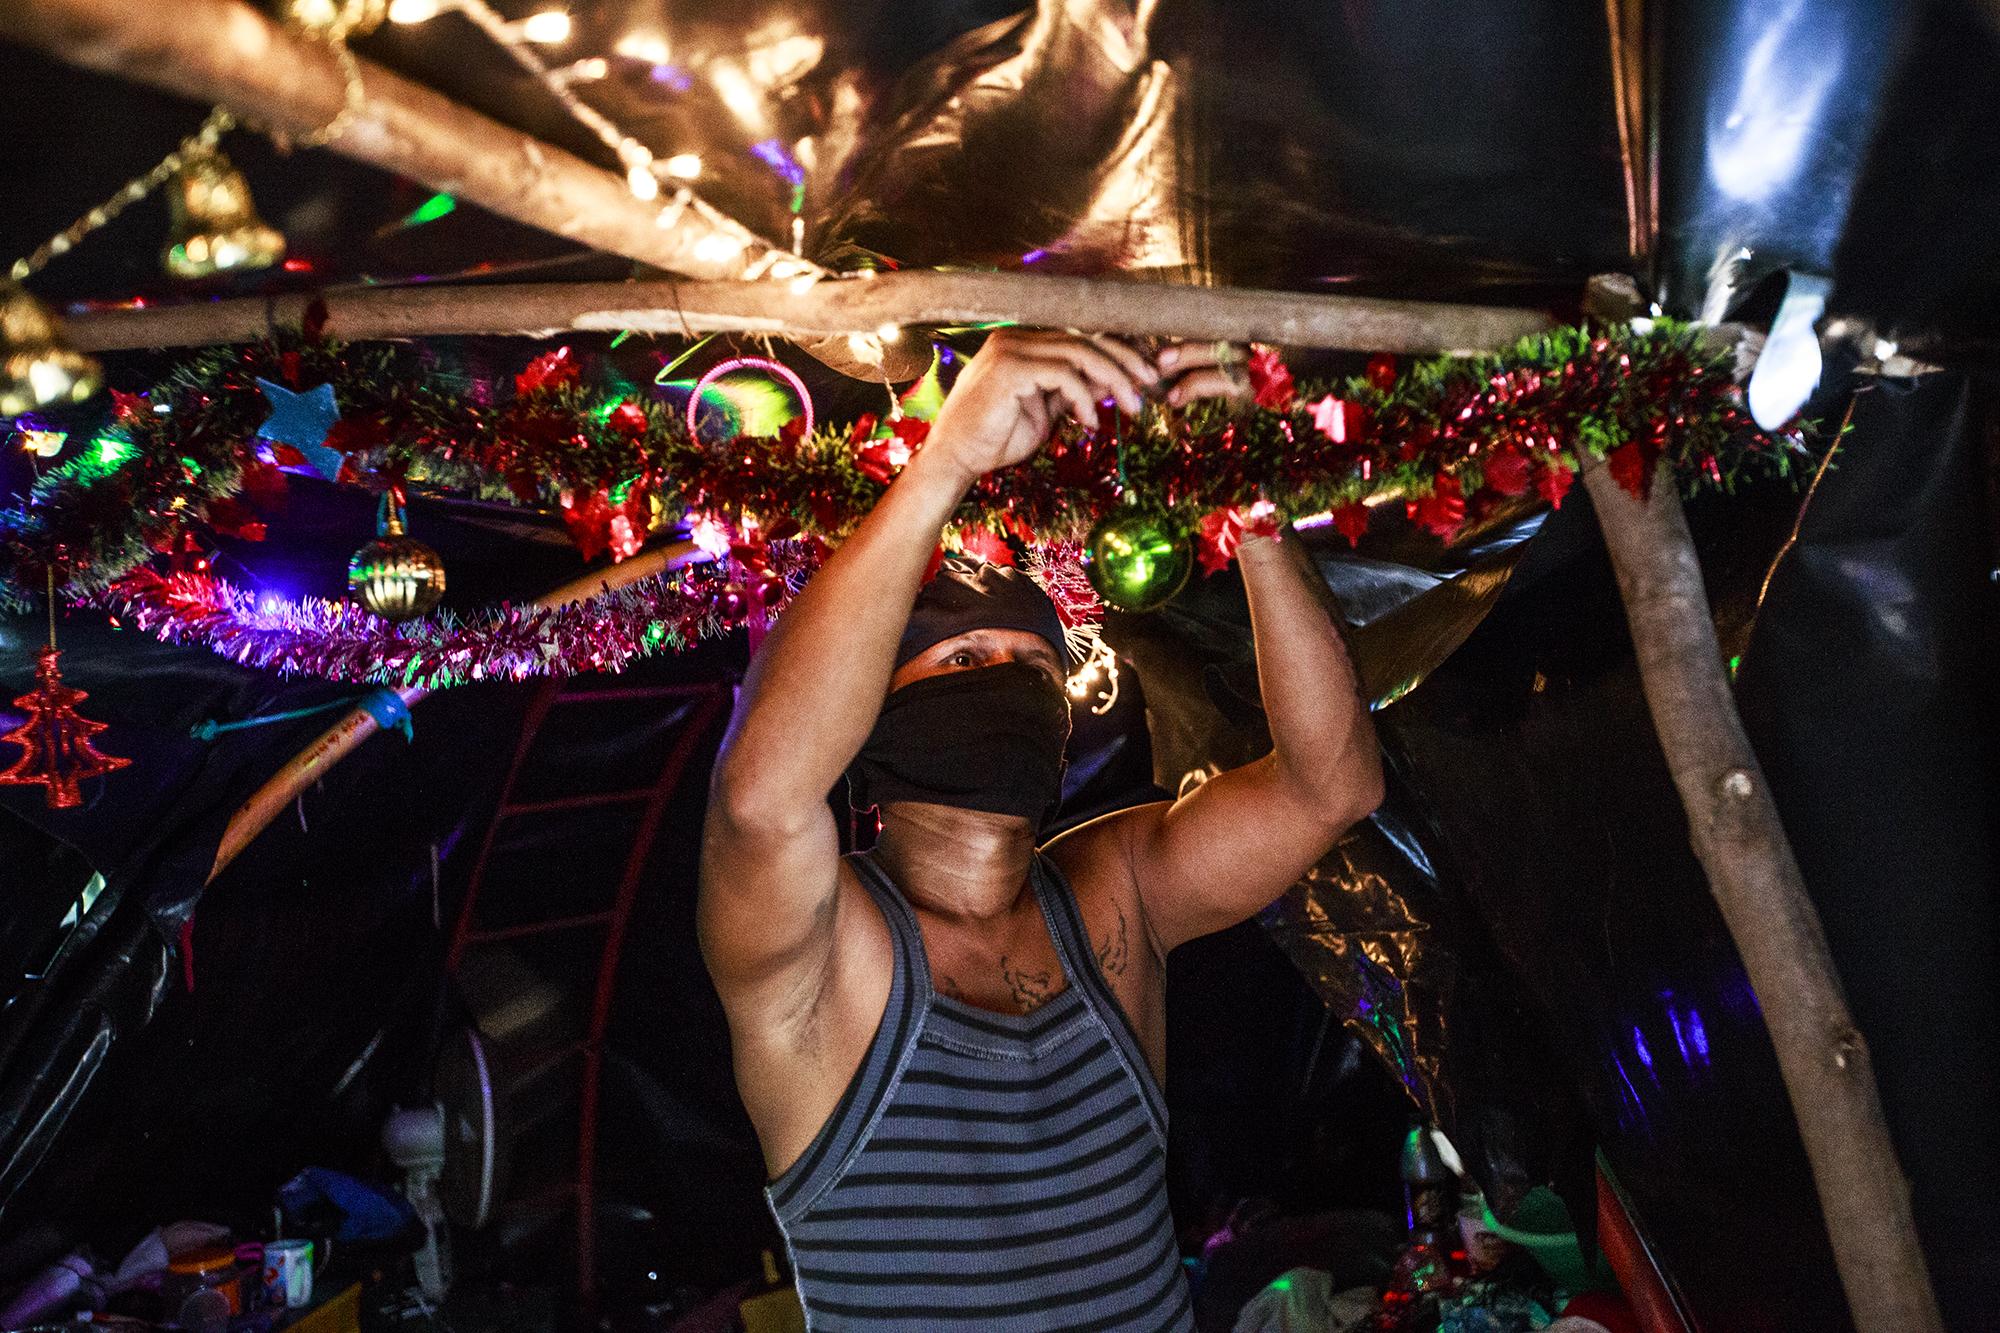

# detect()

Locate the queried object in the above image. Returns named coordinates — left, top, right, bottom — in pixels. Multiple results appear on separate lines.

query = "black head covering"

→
left=895, top=556, right=1071, bottom=671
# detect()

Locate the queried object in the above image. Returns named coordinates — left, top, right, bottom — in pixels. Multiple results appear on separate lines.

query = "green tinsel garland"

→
left=0, top=320, right=1802, bottom=610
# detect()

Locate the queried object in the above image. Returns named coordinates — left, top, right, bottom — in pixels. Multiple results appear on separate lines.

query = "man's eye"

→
left=949, top=652, right=973, bottom=667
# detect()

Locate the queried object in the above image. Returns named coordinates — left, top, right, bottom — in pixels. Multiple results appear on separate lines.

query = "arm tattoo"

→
left=1096, top=907, right=1130, bottom=977
left=1000, top=955, right=1055, bottom=1013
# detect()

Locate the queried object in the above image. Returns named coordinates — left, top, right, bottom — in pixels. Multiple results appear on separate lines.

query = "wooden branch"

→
left=1581, top=458, right=1941, bottom=1333
left=5, top=0, right=1554, bottom=364
left=59, top=271, right=1556, bottom=358
left=205, top=540, right=701, bottom=884
left=0, top=0, right=786, bottom=282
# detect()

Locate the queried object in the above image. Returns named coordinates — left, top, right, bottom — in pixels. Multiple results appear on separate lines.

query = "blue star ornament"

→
left=255, top=377, right=345, bottom=481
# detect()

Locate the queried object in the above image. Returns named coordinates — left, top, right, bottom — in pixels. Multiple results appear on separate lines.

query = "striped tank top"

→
left=765, top=851, right=1193, bottom=1332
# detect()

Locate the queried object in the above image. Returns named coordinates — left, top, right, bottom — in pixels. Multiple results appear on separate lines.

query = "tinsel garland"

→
left=89, top=543, right=818, bottom=690
left=2, top=321, right=1801, bottom=615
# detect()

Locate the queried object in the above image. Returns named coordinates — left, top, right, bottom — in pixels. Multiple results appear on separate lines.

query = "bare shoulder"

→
left=1044, top=805, right=1171, bottom=974
left=722, top=857, right=897, bottom=1178
left=1044, top=807, right=1172, bottom=1074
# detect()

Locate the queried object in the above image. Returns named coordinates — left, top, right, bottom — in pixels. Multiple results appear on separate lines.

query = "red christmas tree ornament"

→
left=0, top=646, right=132, bottom=809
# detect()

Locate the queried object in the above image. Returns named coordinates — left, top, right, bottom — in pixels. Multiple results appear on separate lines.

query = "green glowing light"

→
left=402, top=192, right=457, bottom=227
left=609, top=329, right=634, bottom=348
left=655, top=335, right=716, bottom=384
left=898, top=349, right=945, bottom=421
left=1270, top=1276, right=1292, bottom=1292
left=180, top=455, right=202, bottom=475
left=643, top=622, right=668, bottom=647
left=1728, top=654, right=1742, bottom=679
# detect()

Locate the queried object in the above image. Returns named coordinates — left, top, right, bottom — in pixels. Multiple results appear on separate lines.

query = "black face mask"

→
left=847, top=661, right=1071, bottom=823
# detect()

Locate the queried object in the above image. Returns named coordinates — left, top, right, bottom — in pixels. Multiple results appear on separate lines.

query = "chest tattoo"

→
left=999, top=955, right=1056, bottom=1013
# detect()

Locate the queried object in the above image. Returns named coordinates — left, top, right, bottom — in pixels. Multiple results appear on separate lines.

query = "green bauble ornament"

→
left=1082, top=509, right=1192, bottom=612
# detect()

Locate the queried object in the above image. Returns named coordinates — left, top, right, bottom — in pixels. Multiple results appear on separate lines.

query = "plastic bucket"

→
left=1480, top=1186, right=1611, bottom=1292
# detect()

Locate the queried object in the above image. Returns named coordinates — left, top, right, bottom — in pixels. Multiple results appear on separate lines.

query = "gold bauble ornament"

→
left=0, top=283, right=100, bottom=417
left=162, top=147, right=285, bottom=279
left=348, top=493, right=446, bottom=621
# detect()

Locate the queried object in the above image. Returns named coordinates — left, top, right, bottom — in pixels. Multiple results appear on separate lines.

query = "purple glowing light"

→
left=686, top=356, right=815, bottom=443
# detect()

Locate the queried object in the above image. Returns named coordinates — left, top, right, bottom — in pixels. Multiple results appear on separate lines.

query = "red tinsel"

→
left=88, top=547, right=821, bottom=691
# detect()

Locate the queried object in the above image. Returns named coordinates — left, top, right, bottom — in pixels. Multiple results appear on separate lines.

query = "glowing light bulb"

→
left=387, top=0, right=441, bottom=22
left=614, top=31, right=671, bottom=65
left=876, top=323, right=901, bottom=342
left=692, top=233, right=746, bottom=265
left=519, top=9, right=570, bottom=43
left=663, top=153, right=702, bottom=180
left=626, top=165, right=659, bottom=200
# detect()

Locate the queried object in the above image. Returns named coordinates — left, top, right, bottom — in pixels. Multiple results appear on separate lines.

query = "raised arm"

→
left=1118, top=528, right=1383, bottom=951
left=1067, top=347, right=1384, bottom=954
left=697, top=332, right=1154, bottom=1013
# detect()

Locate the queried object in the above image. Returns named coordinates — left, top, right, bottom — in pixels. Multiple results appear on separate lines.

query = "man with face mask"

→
left=699, top=332, right=1383, bottom=1332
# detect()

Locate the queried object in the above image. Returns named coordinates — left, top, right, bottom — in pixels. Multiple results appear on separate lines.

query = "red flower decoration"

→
left=1412, top=475, right=1467, bottom=540
left=1365, top=353, right=1398, bottom=391
left=1307, top=394, right=1365, bottom=444
left=956, top=527, right=1015, bottom=567
left=559, top=484, right=649, bottom=562
left=515, top=346, right=579, bottom=397
left=889, top=415, right=932, bottom=450
left=1247, top=347, right=1296, bottom=411
left=1194, top=501, right=1279, bottom=576
left=1606, top=440, right=1661, bottom=501
left=1332, top=503, right=1371, bottom=548
left=1481, top=447, right=1531, bottom=497
left=1537, top=462, right=1575, bottom=510
left=205, top=497, right=267, bottom=543
left=1194, top=509, right=1238, bottom=577
left=846, top=413, right=881, bottom=446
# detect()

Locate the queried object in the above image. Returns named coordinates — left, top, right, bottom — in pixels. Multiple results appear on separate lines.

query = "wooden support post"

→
left=205, top=540, right=701, bottom=884
left=1580, top=455, right=1942, bottom=1332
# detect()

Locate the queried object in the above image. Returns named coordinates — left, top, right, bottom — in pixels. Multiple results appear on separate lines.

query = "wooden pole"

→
left=1579, top=456, right=1942, bottom=1332
left=0, top=0, right=789, bottom=283
left=205, top=540, right=701, bottom=884
left=58, top=272, right=1556, bottom=358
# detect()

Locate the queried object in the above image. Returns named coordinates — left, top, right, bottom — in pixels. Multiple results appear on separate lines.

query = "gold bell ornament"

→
left=0, top=283, right=100, bottom=417
left=162, top=146, right=285, bottom=279
left=348, top=489, right=447, bottom=621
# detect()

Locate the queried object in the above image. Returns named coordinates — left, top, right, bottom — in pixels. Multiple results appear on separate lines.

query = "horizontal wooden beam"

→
left=62, top=272, right=1556, bottom=356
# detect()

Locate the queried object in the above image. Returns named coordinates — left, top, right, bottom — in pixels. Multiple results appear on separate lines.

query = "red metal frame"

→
left=445, top=680, right=728, bottom=1302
